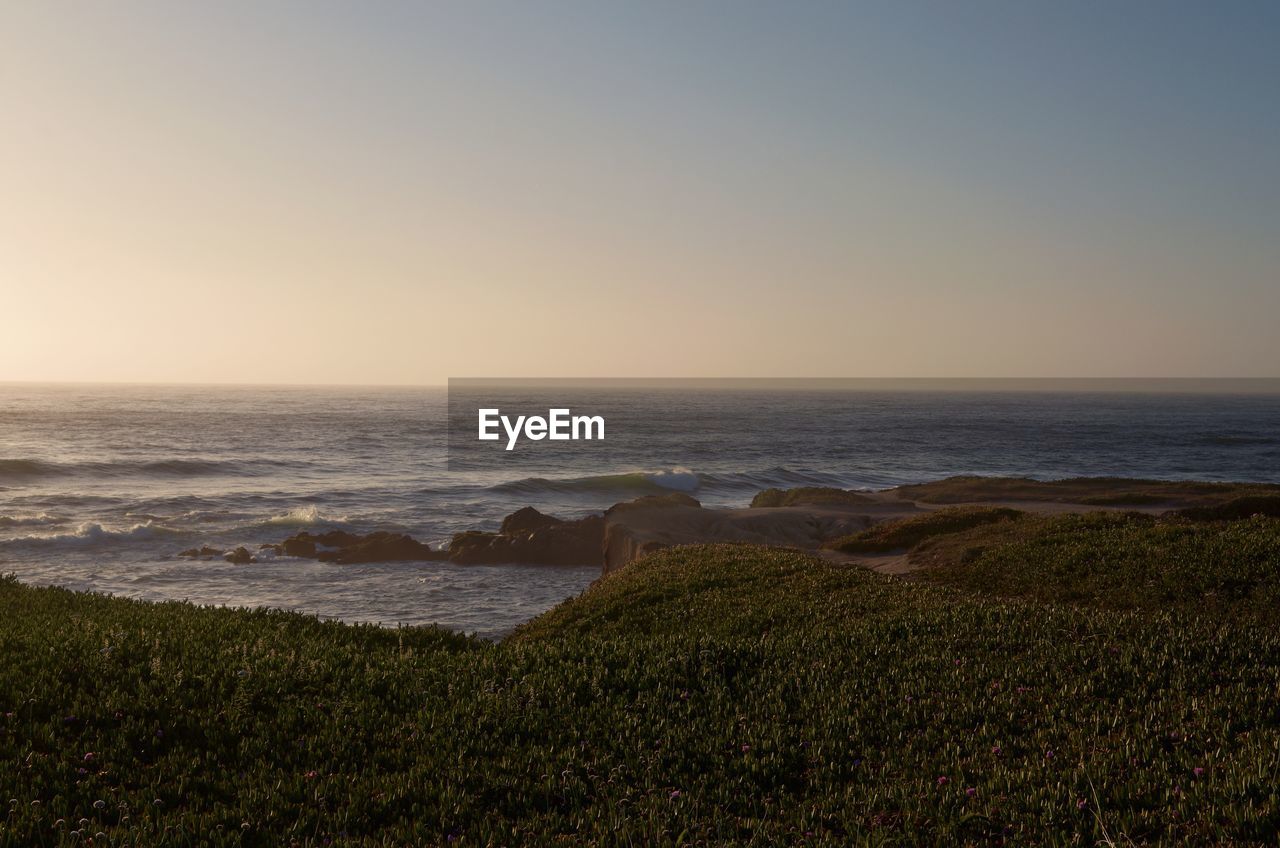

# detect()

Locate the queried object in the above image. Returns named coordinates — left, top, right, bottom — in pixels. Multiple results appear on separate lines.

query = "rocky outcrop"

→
left=279, top=530, right=361, bottom=559
left=177, top=490, right=911, bottom=572
left=278, top=530, right=446, bottom=564
left=600, top=499, right=905, bottom=574
left=447, top=509, right=604, bottom=566
left=225, top=546, right=255, bottom=564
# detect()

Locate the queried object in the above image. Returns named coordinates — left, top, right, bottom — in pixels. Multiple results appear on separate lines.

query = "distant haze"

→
left=3, top=2, right=1278, bottom=384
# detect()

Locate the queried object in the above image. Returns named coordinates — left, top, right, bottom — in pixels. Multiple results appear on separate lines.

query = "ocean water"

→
left=2, top=382, right=1278, bottom=638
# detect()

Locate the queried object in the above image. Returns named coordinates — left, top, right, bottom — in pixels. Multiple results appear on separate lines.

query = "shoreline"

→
left=3, top=497, right=1278, bottom=843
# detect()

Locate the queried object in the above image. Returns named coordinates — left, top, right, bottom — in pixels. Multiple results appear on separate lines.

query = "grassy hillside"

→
left=890, top=475, right=1280, bottom=506
left=824, top=507, right=1026, bottom=554
left=4, top=531, right=1280, bottom=845
left=903, top=512, right=1280, bottom=615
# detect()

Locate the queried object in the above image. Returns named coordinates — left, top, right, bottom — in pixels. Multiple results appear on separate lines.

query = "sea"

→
left=2, top=381, right=1278, bottom=638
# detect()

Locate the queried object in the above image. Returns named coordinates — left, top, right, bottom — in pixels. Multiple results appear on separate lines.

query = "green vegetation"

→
left=892, top=475, right=1280, bottom=506
left=749, top=486, right=873, bottom=508
left=1174, top=495, right=1280, bottom=522
left=4, top=514, right=1280, bottom=845
left=918, top=511, right=1280, bottom=615
left=824, top=507, right=1025, bottom=554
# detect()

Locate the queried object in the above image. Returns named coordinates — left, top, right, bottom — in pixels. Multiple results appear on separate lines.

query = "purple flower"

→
left=83, top=752, right=96, bottom=762
left=669, top=790, right=681, bottom=800
left=991, top=745, right=1002, bottom=756
left=1192, top=767, right=1205, bottom=778
left=936, top=776, right=949, bottom=786
left=1077, top=798, right=1088, bottom=810
left=965, top=787, right=976, bottom=797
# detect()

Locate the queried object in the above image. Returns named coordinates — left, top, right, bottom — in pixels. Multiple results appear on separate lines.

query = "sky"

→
left=2, top=1, right=1278, bottom=384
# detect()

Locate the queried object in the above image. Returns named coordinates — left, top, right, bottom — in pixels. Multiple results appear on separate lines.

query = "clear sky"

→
left=3, top=1, right=1277, bottom=384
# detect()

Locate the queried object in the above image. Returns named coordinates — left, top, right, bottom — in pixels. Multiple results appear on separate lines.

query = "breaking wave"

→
left=1, top=520, right=179, bottom=546
left=0, top=512, right=61, bottom=528
left=261, top=505, right=350, bottom=527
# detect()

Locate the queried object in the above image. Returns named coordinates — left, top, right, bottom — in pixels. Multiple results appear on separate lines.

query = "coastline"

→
left=4, top=483, right=1279, bottom=843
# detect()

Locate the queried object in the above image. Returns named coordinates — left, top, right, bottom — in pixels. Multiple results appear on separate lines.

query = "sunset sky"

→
left=3, top=1, right=1278, bottom=384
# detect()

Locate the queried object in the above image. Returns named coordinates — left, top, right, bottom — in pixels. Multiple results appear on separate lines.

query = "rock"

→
left=604, top=493, right=701, bottom=516
left=258, top=543, right=284, bottom=555
left=314, top=531, right=444, bottom=564
left=278, top=530, right=366, bottom=559
left=276, top=530, right=445, bottom=564
left=602, top=523, right=671, bottom=574
left=447, top=512, right=605, bottom=566
left=499, top=506, right=564, bottom=536
left=281, top=535, right=318, bottom=558
left=601, top=494, right=890, bottom=574
left=178, top=545, right=224, bottom=558
left=225, top=546, right=255, bottom=564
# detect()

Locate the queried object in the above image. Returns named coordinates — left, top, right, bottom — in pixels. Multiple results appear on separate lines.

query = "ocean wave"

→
left=1197, top=434, right=1275, bottom=447
left=0, top=457, right=300, bottom=481
left=1, top=520, right=179, bottom=546
left=491, top=467, right=702, bottom=497
left=486, top=466, right=876, bottom=500
left=698, top=466, right=856, bottom=492
left=0, top=512, right=62, bottom=528
left=262, top=505, right=350, bottom=527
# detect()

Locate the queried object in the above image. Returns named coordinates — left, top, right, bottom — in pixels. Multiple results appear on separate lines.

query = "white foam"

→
left=0, top=512, right=60, bottom=528
left=2, top=520, right=173, bottom=546
left=645, top=467, right=700, bottom=492
left=263, top=505, right=347, bottom=526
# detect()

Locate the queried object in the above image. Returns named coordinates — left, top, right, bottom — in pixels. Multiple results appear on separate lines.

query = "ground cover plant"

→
left=917, top=512, right=1280, bottom=615
left=3, top=528, right=1280, bottom=846
left=891, top=476, right=1280, bottom=506
left=824, top=506, right=1025, bottom=554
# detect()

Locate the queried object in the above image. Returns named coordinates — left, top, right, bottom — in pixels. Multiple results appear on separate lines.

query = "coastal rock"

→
left=281, top=535, right=318, bottom=558
left=500, top=506, right=566, bottom=536
left=602, top=523, right=672, bottom=573
left=225, top=546, right=255, bottom=564
left=448, top=511, right=604, bottom=566
left=601, top=496, right=887, bottom=574
left=280, top=530, right=364, bottom=558
left=604, top=492, right=701, bottom=516
left=278, top=530, right=445, bottom=564
left=317, top=532, right=443, bottom=564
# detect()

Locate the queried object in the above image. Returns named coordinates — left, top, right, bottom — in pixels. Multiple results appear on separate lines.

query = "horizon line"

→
left=4, top=376, right=1280, bottom=392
